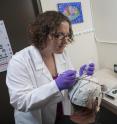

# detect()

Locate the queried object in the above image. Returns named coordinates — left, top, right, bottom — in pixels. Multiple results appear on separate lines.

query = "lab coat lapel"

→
left=29, top=46, right=52, bottom=81
left=54, top=53, right=67, bottom=74
left=42, top=64, right=53, bottom=81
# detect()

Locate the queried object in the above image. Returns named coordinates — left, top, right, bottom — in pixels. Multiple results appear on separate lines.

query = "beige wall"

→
left=67, top=33, right=99, bottom=69
left=96, top=42, right=117, bottom=69
left=40, top=0, right=99, bottom=70
left=91, top=0, right=117, bottom=70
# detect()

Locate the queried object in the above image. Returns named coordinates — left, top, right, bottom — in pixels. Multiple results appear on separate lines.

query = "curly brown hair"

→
left=28, top=11, right=73, bottom=50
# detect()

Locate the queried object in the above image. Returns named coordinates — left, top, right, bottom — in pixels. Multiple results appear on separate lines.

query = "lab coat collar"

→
left=28, top=46, right=52, bottom=81
left=29, top=45, right=66, bottom=70
left=29, top=45, right=44, bottom=70
left=54, top=53, right=66, bottom=73
left=28, top=45, right=67, bottom=80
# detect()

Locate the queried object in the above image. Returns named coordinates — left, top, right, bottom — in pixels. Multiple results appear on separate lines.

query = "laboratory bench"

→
left=95, top=68, right=117, bottom=116
left=94, top=68, right=117, bottom=124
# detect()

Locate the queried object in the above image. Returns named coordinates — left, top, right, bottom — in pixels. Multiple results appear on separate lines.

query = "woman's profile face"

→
left=47, top=21, right=71, bottom=54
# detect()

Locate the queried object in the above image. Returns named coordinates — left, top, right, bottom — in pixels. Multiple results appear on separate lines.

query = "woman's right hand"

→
left=55, top=70, right=76, bottom=91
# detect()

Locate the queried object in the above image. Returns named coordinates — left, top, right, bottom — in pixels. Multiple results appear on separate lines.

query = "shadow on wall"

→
left=0, top=71, right=15, bottom=124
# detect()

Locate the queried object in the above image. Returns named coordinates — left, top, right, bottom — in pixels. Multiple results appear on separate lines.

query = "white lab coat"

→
left=6, top=45, right=74, bottom=124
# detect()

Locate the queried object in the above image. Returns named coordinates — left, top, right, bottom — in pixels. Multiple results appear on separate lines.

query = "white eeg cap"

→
left=69, top=76, right=102, bottom=111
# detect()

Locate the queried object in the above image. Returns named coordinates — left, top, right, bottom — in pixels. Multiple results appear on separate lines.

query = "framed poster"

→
left=57, top=2, right=83, bottom=24
left=0, top=20, right=13, bottom=72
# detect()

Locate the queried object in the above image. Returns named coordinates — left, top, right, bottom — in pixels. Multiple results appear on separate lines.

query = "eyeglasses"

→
left=52, top=32, right=72, bottom=42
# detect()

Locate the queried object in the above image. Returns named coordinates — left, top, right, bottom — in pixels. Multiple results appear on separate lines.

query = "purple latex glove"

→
left=79, top=63, right=95, bottom=77
left=55, top=70, right=77, bottom=91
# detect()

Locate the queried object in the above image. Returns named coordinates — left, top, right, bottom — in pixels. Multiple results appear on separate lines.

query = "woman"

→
left=6, top=11, right=95, bottom=124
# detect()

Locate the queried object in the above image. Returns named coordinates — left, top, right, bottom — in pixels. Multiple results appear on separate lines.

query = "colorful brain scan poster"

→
left=57, top=2, right=83, bottom=24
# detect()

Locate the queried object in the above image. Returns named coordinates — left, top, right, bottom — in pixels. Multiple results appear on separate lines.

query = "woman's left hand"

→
left=79, top=63, right=95, bottom=77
